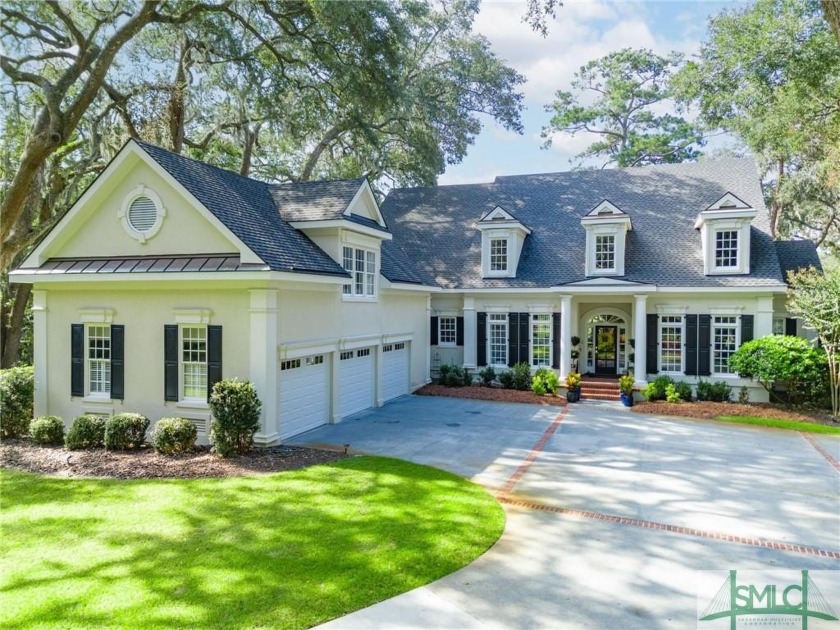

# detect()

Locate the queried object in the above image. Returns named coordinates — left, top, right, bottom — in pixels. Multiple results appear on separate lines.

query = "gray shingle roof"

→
left=381, top=158, right=800, bottom=289
left=269, top=178, right=366, bottom=222
left=776, top=240, right=823, bottom=283
left=136, top=141, right=348, bottom=277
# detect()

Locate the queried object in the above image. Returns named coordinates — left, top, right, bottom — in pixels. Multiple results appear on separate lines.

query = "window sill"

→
left=438, top=343, right=457, bottom=348
left=342, top=296, right=378, bottom=303
left=82, top=396, right=113, bottom=405
left=176, top=400, right=210, bottom=410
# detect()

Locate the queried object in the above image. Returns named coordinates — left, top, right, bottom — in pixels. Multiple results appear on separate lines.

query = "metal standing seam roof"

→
left=380, top=158, right=805, bottom=290
left=30, top=255, right=265, bottom=275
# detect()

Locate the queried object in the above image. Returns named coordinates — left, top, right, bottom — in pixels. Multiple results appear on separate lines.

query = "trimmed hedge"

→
left=151, top=417, right=197, bottom=455
left=209, top=379, right=262, bottom=457
left=0, top=365, right=35, bottom=438
left=65, top=415, right=107, bottom=450
left=30, top=415, right=65, bottom=446
left=104, top=413, right=150, bottom=450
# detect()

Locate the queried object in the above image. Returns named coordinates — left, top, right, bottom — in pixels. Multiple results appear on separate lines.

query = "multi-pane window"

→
left=87, top=325, right=111, bottom=395
left=490, top=238, right=508, bottom=272
left=713, top=316, right=738, bottom=374
left=489, top=314, right=507, bottom=366
left=343, top=246, right=376, bottom=297
left=181, top=326, right=207, bottom=400
left=659, top=316, right=683, bottom=374
left=531, top=314, right=551, bottom=367
left=439, top=317, right=457, bottom=345
left=715, top=230, right=739, bottom=268
left=773, top=318, right=785, bottom=335
left=595, top=235, right=615, bottom=270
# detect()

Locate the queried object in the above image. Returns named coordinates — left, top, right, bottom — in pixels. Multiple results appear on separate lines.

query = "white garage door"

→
left=279, top=354, right=330, bottom=439
left=381, top=342, right=409, bottom=402
left=339, top=347, right=375, bottom=418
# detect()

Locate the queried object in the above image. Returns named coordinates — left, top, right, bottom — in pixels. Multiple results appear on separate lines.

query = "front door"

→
left=594, top=325, right=618, bottom=376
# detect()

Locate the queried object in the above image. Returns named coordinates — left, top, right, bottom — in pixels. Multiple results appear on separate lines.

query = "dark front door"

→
left=594, top=325, right=618, bottom=376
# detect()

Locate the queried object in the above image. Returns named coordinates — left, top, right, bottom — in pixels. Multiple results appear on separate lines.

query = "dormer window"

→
left=342, top=245, right=376, bottom=299
left=490, top=238, right=508, bottom=272
left=582, top=200, right=631, bottom=277
left=477, top=206, right=531, bottom=278
left=695, top=192, right=756, bottom=276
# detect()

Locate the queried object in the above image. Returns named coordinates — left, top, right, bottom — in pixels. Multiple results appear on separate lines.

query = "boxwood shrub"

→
left=0, top=365, right=35, bottom=438
left=29, top=415, right=65, bottom=445
left=151, top=417, right=197, bottom=455
left=209, top=379, right=262, bottom=457
left=65, top=415, right=107, bottom=450
left=104, top=413, right=150, bottom=450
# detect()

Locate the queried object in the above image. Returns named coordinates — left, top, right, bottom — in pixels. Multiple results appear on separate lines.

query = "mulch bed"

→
left=632, top=401, right=839, bottom=427
left=0, top=440, right=347, bottom=480
left=415, top=384, right=565, bottom=407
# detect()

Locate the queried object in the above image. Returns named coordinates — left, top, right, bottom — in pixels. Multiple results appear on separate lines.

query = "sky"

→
left=439, top=0, right=747, bottom=185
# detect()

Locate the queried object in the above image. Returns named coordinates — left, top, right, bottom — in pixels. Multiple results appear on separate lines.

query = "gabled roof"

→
left=135, top=141, right=348, bottom=277
left=775, top=240, right=823, bottom=283
left=270, top=178, right=366, bottom=222
left=380, top=158, right=791, bottom=289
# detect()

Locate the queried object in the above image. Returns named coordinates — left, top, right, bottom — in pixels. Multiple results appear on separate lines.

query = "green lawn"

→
left=0, top=456, right=505, bottom=629
left=716, top=415, right=840, bottom=434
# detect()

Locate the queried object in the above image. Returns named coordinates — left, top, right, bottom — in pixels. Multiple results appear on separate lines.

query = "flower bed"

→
left=415, top=384, right=565, bottom=406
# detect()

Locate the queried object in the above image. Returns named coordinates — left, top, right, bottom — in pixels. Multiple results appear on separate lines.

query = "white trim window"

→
left=595, top=235, right=615, bottom=271
left=714, top=230, right=739, bottom=269
left=659, top=316, right=684, bottom=374
left=773, top=318, right=785, bottom=335
left=488, top=313, right=508, bottom=366
left=712, top=316, right=739, bottom=375
left=343, top=246, right=377, bottom=298
left=181, top=326, right=208, bottom=400
left=439, top=316, right=457, bottom=346
left=489, top=238, right=508, bottom=272
left=531, top=314, right=551, bottom=367
left=87, top=324, right=111, bottom=396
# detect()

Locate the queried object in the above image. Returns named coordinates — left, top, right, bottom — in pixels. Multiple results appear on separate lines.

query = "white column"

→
left=559, top=294, right=572, bottom=378
left=633, top=294, right=648, bottom=385
left=32, top=290, right=48, bottom=418
left=463, top=297, right=476, bottom=368
left=756, top=296, right=773, bottom=338
left=250, top=289, right=280, bottom=445
left=425, top=295, right=432, bottom=383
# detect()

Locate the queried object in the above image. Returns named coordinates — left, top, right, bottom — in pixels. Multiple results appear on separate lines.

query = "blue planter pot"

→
left=620, top=392, right=634, bottom=407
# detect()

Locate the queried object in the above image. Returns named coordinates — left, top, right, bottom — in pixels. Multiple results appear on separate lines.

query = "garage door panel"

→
left=381, top=342, right=409, bottom=402
left=280, top=355, right=329, bottom=439
left=339, top=348, right=375, bottom=418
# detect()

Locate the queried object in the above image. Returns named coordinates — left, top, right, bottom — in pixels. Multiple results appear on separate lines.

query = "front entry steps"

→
left=579, top=376, right=620, bottom=401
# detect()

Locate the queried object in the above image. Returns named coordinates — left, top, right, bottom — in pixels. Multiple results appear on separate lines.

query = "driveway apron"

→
left=289, top=396, right=840, bottom=629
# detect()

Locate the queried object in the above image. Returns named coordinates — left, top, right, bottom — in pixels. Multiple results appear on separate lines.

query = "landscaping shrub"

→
left=531, top=368, right=559, bottom=396
left=209, top=378, right=262, bottom=457
left=65, top=415, right=107, bottom=450
left=29, top=415, right=64, bottom=445
left=642, top=375, right=674, bottom=401
left=0, top=365, right=35, bottom=438
left=674, top=381, right=692, bottom=402
left=509, top=362, right=532, bottom=391
left=498, top=370, right=514, bottom=389
left=665, top=383, right=681, bottom=403
left=729, top=336, right=828, bottom=405
left=696, top=380, right=732, bottom=402
left=151, top=417, right=197, bottom=454
left=738, top=386, right=750, bottom=404
left=104, top=413, right=149, bottom=450
left=478, top=366, right=496, bottom=387
left=438, top=363, right=468, bottom=387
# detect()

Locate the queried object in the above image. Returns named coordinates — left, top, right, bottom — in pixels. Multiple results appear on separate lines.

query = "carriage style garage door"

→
left=380, top=342, right=409, bottom=402
left=279, top=354, right=330, bottom=439
left=339, top=347, right=375, bottom=418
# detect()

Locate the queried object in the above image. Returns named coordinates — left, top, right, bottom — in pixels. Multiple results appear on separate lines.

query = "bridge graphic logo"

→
left=699, top=570, right=839, bottom=629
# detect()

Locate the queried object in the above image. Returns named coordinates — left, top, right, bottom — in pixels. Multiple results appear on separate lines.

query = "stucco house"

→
left=11, top=140, right=820, bottom=443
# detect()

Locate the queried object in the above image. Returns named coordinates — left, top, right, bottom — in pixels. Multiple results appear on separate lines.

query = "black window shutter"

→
left=785, top=317, right=797, bottom=336
left=684, top=315, right=698, bottom=376
left=740, top=315, right=754, bottom=345
left=110, top=325, right=125, bottom=400
left=207, top=325, right=223, bottom=400
left=164, top=325, right=179, bottom=401
left=646, top=314, right=658, bottom=375
left=552, top=313, right=561, bottom=369
left=456, top=317, right=464, bottom=347
left=430, top=316, right=439, bottom=345
left=698, top=315, right=712, bottom=376
left=518, top=313, right=529, bottom=365
left=477, top=312, right=487, bottom=367
left=71, top=324, right=84, bottom=397
left=508, top=313, right=518, bottom=367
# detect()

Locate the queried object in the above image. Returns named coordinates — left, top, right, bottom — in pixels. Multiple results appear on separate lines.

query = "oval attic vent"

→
left=127, top=196, right=158, bottom=232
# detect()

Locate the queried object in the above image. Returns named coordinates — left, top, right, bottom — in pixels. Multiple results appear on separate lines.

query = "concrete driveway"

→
left=289, top=396, right=840, bottom=629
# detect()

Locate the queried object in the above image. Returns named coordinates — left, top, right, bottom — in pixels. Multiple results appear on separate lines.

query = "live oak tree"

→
left=541, top=48, right=704, bottom=168
left=675, top=0, right=840, bottom=242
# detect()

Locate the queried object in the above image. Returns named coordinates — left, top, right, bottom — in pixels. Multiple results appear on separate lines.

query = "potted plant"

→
left=565, top=372, right=582, bottom=403
left=618, top=373, right=635, bottom=407
left=570, top=335, right=581, bottom=372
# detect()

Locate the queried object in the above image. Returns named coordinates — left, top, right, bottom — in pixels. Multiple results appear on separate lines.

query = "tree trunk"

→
left=299, top=123, right=344, bottom=182
left=169, top=37, right=191, bottom=154
left=823, top=0, right=840, bottom=43
left=1, top=283, right=32, bottom=368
